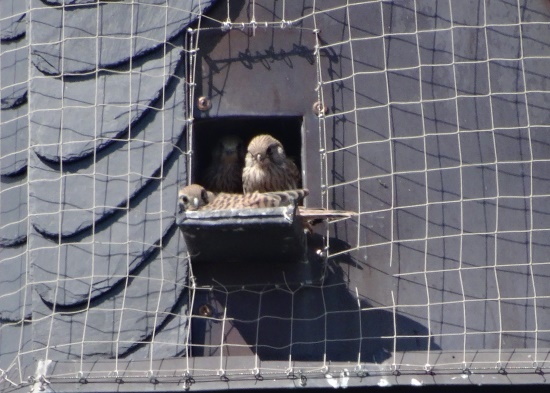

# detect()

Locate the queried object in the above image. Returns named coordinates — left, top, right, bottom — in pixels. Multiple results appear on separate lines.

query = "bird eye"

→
left=266, top=146, right=273, bottom=155
left=181, top=196, right=189, bottom=204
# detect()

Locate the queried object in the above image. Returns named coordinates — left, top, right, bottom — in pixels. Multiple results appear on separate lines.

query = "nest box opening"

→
left=191, top=116, right=303, bottom=188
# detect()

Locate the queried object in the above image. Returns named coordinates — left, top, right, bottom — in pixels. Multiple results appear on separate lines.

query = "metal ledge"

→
left=177, top=205, right=307, bottom=264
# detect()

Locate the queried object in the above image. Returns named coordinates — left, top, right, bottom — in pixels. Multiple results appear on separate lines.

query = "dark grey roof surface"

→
left=1, top=0, right=550, bottom=391
left=0, top=0, right=216, bottom=385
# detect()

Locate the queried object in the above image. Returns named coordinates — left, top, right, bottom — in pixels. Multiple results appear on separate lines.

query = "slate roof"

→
left=1, top=0, right=215, bottom=384
left=1, top=0, right=550, bottom=391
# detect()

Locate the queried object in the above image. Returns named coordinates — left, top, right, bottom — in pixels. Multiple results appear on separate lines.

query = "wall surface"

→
left=1, top=0, right=550, bottom=391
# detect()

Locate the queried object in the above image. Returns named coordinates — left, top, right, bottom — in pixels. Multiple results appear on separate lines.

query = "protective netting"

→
left=1, top=0, right=549, bottom=391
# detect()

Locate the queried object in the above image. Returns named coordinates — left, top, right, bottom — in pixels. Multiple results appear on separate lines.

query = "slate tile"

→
left=527, top=92, right=550, bottom=127
left=1, top=40, right=29, bottom=110
left=455, top=62, right=489, bottom=96
left=462, top=199, right=497, bottom=234
left=497, top=197, right=530, bottom=232
left=492, top=93, right=528, bottom=129
left=531, top=127, right=550, bottom=160
left=461, top=234, right=495, bottom=268
left=394, top=206, right=426, bottom=241
left=522, top=23, right=550, bottom=58
left=348, top=1, right=383, bottom=39
left=31, top=226, right=189, bottom=360
left=328, top=39, right=384, bottom=81
left=29, top=72, right=186, bottom=237
left=425, top=133, right=460, bottom=169
left=532, top=196, right=550, bottom=231
left=358, top=140, right=392, bottom=177
left=496, top=231, right=530, bottom=266
left=0, top=243, right=31, bottom=321
left=387, top=68, right=420, bottom=103
left=0, top=1, right=26, bottom=41
left=523, top=58, right=550, bottom=92
left=486, top=0, right=519, bottom=25
left=457, top=96, right=493, bottom=131
left=128, top=299, right=190, bottom=359
left=30, top=0, right=217, bottom=74
left=416, top=0, right=451, bottom=31
left=494, top=128, right=531, bottom=162
left=0, top=175, right=28, bottom=246
left=392, top=137, right=426, bottom=172
left=421, top=65, right=455, bottom=100
left=520, top=0, right=550, bottom=22
left=422, top=99, right=458, bottom=134
left=452, top=27, right=487, bottom=62
left=0, top=104, right=28, bottom=176
left=459, top=131, right=496, bottom=165
left=450, top=0, right=484, bottom=26
left=393, top=172, right=426, bottom=208
left=461, top=164, right=497, bottom=199
left=31, top=148, right=187, bottom=306
left=426, top=236, right=461, bottom=271
left=418, top=30, right=453, bottom=65
left=385, top=34, right=419, bottom=69
left=42, top=0, right=103, bottom=4
left=427, top=201, right=461, bottom=237
left=390, top=103, right=423, bottom=137
left=0, top=322, right=32, bottom=387
left=382, top=0, right=416, bottom=35
left=31, top=41, right=180, bottom=163
left=359, top=176, right=392, bottom=212
left=427, top=168, right=461, bottom=203
left=497, top=163, right=531, bottom=197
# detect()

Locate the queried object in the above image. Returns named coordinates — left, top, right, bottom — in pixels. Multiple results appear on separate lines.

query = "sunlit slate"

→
left=0, top=104, right=28, bottom=176
left=32, top=227, right=188, bottom=359
left=0, top=1, right=25, bottom=41
left=0, top=0, right=213, bottom=381
left=0, top=176, right=27, bottom=246
left=0, top=41, right=27, bottom=110
left=30, top=0, right=216, bottom=74
left=32, top=151, right=185, bottom=306
left=29, top=73, right=186, bottom=237
left=0, top=244, right=31, bottom=321
left=1, top=0, right=550, bottom=388
left=31, top=42, right=181, bottom=163
left=0, top=10, right=28, bottom=176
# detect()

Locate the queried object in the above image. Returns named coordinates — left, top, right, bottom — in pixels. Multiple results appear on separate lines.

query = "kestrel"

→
left=202, top=135, right=245, bottom=193
left=178, top=184, right=308, bottom=212
left=178, top=184, right=215, bottom=213
left=178, top=184, right=354, bottom=230
left=242, top=134, right=300, bottom=193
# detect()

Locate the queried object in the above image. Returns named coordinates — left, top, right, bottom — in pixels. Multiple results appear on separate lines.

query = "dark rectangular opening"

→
left=191, top=116, right=303, bottom=190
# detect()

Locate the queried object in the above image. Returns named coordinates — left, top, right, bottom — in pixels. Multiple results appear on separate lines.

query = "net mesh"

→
left=1, top=0, right=549, bottom=390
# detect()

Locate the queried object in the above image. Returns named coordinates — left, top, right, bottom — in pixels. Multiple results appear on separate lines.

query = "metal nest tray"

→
left=177, top=205, right=307, bottom=263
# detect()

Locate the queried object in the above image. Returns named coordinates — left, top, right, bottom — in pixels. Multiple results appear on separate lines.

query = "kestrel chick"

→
left=208, top=188, right=309, bottom=210
left=242, top=134, right=300, bottom=193
left=203, top=134, right=245, bottom=193
left=178, top=184, right=308, bottom=212
left=178, top=184, right=214, bottom=213
left=178, top=184, right=353, bottom=232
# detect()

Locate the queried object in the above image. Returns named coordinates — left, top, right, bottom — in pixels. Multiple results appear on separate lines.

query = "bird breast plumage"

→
left=242, top=154, right=299, bottom=193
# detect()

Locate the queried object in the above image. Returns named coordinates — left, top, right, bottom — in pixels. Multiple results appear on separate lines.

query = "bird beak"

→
left=256, top=153, right=264, bottom=162
left=193, top=197, right=199, bottom=208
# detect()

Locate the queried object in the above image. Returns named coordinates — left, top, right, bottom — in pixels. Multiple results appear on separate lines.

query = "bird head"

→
left=246, top=134, right=286, bottom=167
left=215, top=135, right=244, bottom=164
left=178, top=184, right=211, bottom=212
